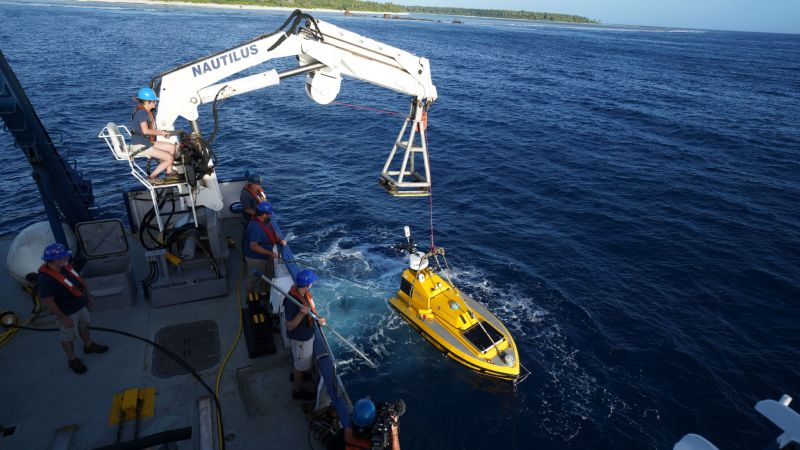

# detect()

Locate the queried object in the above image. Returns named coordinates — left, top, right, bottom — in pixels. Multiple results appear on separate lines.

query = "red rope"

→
left=332, top=101, right=404, bottom=117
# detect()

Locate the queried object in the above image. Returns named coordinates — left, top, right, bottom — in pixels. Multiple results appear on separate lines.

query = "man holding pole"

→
left=284, top=268, right=326, bottom=400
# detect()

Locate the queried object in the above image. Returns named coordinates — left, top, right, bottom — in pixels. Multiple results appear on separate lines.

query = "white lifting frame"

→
left=380, top=101, right=431, bottom=197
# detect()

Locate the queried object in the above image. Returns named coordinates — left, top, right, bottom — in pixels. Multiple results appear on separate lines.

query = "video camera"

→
left=370, top=399, right=406, bottom=450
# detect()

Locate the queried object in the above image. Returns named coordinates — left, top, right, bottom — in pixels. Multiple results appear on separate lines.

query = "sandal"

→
left=148, top=177, right=164, bottom=185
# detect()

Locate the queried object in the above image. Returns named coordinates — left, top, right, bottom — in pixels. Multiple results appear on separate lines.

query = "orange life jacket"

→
left=245, top=184, right=267, bottom=203
left=38, top=264, right=88, bottom=298
left=344, top=428, right=372, bottom=450
left=289, top=285, right=318, bottom=327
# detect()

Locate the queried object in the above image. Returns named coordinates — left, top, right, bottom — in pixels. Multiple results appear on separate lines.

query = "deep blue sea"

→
left=1, top=1, right=799, bottom=448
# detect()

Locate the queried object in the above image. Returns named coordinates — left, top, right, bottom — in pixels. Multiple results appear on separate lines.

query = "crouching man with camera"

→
left=328, top=397, right=403, bottom=450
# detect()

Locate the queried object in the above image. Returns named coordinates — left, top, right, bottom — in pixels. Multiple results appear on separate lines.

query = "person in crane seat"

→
left=37, top=243, right=108, bottom=374
left=129, top=87, right=179, bottom=185
left=244, top=201, right=286, bottom=298
left=327, top=398, right=401, bottom=450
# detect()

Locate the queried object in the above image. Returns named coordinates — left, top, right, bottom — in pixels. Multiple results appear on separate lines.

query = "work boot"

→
left=292, top=390, right=314, bottom=401
left=289, top=372, right=313, bottom=382
left=68, top=358, right=87, bottom=374
left=84, top=342, right=109, bottom=354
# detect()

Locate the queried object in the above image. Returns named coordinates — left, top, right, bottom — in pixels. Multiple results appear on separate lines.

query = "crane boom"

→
left=149, top=10, right=438, bottom=209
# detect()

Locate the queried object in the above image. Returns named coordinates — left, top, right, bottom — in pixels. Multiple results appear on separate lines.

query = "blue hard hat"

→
left=137, top=87, right=158, bottom=101
left=256, top=201, right=273, bottom=214
left=42, top=243, right=71, bottom=261
left=352, top=398, right=376, bottom=427
left=247, top=174, right=262, bottom=185
left=296, top=269, right=317, bottom=288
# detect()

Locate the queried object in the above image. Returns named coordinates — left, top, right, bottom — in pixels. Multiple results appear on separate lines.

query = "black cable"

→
left=7, top=323, right=226, bottom=450
left=276, top=9, right=302, bottom=32
left=204, top=86, right=227, bottom=150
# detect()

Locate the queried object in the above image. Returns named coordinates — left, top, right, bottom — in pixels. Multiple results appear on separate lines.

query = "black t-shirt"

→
left=37, top=269, right=89, bottom=316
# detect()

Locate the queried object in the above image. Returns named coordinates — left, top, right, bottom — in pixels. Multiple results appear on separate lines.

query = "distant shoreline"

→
left=79, top=0, right=599, bottom=25
left=79, top=0, right=407, bottom=15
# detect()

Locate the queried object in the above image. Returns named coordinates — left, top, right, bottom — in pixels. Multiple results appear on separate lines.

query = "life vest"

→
left=252, top=217, right=279, bottom=246
left=344, top=428, right=372, bottom=450
left=243, top=185, right=267, bottom=219
left=245, top=184, right=267, bottom=203
left=289, top=285, right=318, bottom=327
left=131, top=105, right=157, bottom=144
left=38, top=264, right=88, bottom=298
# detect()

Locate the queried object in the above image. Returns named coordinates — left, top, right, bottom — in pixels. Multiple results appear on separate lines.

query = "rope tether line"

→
left=331, top=101, right=404, bottom=117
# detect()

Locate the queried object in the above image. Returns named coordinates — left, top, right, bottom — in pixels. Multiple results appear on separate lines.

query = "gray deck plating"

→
left=0, top=217, right=320, bottom=449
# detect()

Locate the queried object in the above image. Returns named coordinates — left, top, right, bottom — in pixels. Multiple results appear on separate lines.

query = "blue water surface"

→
left=1, top=1, right=799, bottom=448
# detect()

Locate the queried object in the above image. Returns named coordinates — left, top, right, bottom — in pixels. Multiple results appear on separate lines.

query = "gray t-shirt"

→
left=240, top=188, right=261, bottom=224
left=130, top=109, right=152, bottom=146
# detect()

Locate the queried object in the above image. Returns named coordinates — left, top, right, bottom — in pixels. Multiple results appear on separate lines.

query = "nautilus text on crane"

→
left=191, top=44, right=259, bottom=77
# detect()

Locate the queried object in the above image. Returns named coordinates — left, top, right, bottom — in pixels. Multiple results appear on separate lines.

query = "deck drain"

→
left=152, top=320, right=220, bottom=378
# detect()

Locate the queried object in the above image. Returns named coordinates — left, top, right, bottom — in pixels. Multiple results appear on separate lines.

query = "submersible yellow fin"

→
left=388, top=228, right=524, bottom=382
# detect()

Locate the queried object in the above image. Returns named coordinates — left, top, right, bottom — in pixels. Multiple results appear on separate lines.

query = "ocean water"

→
left=1, top=1, right=799, bottom=448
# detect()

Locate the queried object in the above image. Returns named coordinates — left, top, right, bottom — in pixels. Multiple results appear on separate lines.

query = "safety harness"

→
left=344, top=428, right=372, bottom=450
left=245, top=184, right=267, bottom=203
left=252, top=217, right=279, bottom=247
left=243, top=185, right=268, bottom=220
left=38, top=264, right=88, bottom=298
left=289, top=285, right=318, bottom=327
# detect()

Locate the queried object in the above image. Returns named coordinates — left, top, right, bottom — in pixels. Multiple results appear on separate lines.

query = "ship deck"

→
left=0, top=216, right=322, bottom=449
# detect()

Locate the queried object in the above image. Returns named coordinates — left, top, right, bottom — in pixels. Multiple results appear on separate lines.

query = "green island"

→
left=167, top=0, right=599, bottom=23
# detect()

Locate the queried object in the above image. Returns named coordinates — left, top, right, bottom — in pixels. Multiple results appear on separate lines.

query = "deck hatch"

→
left=463, top=321, right=505, bottom=353
left=152, top=320, right=220, bottom=378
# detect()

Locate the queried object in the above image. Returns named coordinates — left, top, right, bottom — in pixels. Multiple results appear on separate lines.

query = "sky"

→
left=391, top=0, right=800, bottom=34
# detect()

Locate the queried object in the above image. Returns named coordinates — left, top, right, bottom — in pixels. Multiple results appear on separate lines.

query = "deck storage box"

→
left=76, top=219, right=136, bottom=311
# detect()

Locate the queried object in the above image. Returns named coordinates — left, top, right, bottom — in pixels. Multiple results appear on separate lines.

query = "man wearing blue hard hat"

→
left=243, top=200, right=286, bottom=298
left=327, top=397, right=402, bottom=449
left=284, top=268, right=326, bottom=401
left=37, top=243, right=108, bottom=374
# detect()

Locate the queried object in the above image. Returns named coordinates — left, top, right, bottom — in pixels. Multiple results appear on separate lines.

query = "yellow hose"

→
left=214, top=243, right=245, bottom=449
left=0, top=286, right=40, bottom=348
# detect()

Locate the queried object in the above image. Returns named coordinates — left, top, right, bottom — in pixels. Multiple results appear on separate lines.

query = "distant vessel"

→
left=389, top=227, right=528, bottom=384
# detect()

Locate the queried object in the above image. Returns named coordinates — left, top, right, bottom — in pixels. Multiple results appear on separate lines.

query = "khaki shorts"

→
left=290, top=336, right=314, bottom=372
left=128, top=144, right=154, bottom=158
left=58, top=307, right=91, bottom=342
left=245, top=256, right=275, bottom=293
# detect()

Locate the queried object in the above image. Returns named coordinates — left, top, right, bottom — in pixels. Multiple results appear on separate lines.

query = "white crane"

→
left=151, top=10, right=438, bottom=210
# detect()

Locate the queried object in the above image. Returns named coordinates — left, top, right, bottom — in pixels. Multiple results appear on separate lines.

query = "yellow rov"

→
left=389, top=228, right=528, bottom=383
